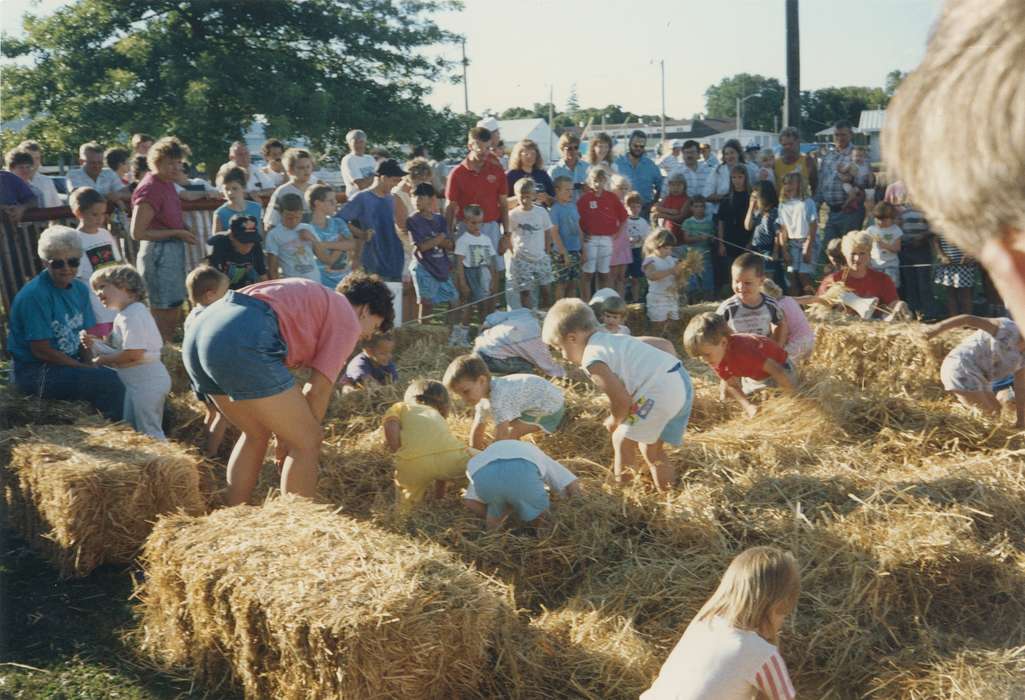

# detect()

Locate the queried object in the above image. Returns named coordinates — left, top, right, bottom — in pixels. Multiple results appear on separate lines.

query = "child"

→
left=341, top=332, right=398, bottom=391
left=264, top=147, right=316, bottom=229
left=679, top=195, right=716, bottom=300
left=383, top=379, right=476, bottom=504
left=762, top=279, right=815, bottom=363
left=206, top=215, right=268, bottom=290
left=473, top=308, right=566, bottom=378
left=716, top=253, right=788, bottom=346
left=407, top=182, right=459, bottom=324
left=609, top=174, right=635, bottom=297
left=641, top=546, right=799, bottom=700
left=213, top=165, right=263, bottom=237
left=82, top=264, right=172, bottom=439
left=924, top=315, right=1025, bottom=426
left=184, top=265, right=230, bottom=457
left=600, top=294, right=631, bottom=335
left=264, top=193, right=320, bottom=281
left=305, top=184, right=357, bottom=288
left=654, top=175, right=689, bottom=241
left=541, top=299, right=692, bottom=491
left=823, top=237, right=847, bottom=277
left=70, top=187, right=123, bottom=337
left=454, top=203, right=498, bottom=322
left=643, top=229, right=689, bottom=336
left=443, top=354, right=566, bottom=450
left=462, top=439, right=581, bottom=531
left=868, top=201, right=903, bottom=287
left=504, top=178, right=560, bottom=310
left=622, top=191, right=652, bottom=302
left=684, top=312, right=796, bottom=417
left=549, top=176, right=584, bottom=299
left=933, top=235, right=977, bottom=318
left=756, top=148, right=776, bottom=184
left=746, top=181, right=785, bottom=290
left=777, top=172, right=818, bottom=295
left=577, top=167, right=628, bottom=296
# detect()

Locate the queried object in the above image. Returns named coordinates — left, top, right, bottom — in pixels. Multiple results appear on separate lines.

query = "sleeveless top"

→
left=774, top=156, right=812, bottom=198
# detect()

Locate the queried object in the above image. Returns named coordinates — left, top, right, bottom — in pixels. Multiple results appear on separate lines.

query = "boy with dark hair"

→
left=207, top=215, right=268, bottom=289
left=716, top=253, right=788, bottom=345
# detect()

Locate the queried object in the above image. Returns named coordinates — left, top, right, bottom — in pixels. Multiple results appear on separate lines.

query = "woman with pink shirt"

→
left=183, top=273, right=394, bottom=505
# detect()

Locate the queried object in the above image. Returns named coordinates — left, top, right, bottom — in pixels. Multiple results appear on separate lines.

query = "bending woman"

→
left=183, top=273, right=394, bottom=505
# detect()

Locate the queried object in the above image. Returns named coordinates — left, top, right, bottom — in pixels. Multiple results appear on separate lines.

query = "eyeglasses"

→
left=47, top=257, right=81, bottom=269
left=561, top=145, right=579, bottom=151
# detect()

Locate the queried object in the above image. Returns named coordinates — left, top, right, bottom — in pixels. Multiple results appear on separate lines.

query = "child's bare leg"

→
left=951, top=389, right=1001, bottom=415
left=463, top=498, right=487, bottom=518
left=494, top=419, right=543, bottom=442
left=640, top=440, right=675, bottom=492
left=611, top=430, right=640, bottom=484
left=581, top=271, right=593, bottom=299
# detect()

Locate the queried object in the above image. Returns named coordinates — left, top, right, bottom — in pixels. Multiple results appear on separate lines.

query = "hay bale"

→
left=161, top=343, right=191, bottom=396
left=0, top=420, right=205, bottom=577
left=0, top=383, right=94, bottom=430
left=137, top=496, right=512, bottom=700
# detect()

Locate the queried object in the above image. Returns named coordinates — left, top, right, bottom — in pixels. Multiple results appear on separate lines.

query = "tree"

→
left=703, top=74, right=785, bottom=133
left=1, top=0, right=463, bottom=171
left=565, top=84, right=580, bottom=115
left=800, top=85, right=888, bottom=140
left=885, top=69, right=908, bottom=98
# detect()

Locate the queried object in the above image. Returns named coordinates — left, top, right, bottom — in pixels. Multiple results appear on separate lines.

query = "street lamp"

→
left=736, top=92, right=762, bottom=139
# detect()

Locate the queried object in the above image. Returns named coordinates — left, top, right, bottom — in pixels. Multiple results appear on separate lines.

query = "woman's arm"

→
left=130, top=202, right=196, bottom=243
left=923, top=315, right=998, bottom=340
left=744, top=197, right=758, bottom=231
left=29, top=340, right=86, bottom=368
left=302, top=369, right=335, bottom=423
left=394, top=197, right=409, bottom=234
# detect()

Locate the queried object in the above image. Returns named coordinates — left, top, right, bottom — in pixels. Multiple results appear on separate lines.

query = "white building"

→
left=498, top=118, right=561, bottom=162
left=858, top=110, right=886, bottom=162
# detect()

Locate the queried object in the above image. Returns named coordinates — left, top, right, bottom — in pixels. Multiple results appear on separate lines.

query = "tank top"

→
left=774, top=156, right=812, bottom=198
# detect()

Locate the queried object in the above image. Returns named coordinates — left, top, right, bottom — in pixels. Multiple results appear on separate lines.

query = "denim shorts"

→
left=470, top=457, right=550, bottom=521
left=182, top=291, right=295, bottom=400
left=463, top=265, right=492, bottom=302
left=411, top=263, right=458, bottom=304
left=136, top=239, right=186, bottom=309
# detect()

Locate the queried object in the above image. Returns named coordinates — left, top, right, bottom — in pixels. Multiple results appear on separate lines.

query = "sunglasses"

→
left=48, top=257, right=81, bottom=269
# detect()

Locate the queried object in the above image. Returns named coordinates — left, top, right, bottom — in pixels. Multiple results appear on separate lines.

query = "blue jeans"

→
left=12, top=361, right=126, bottom=421
left=821, top=207, right=864, bottom=249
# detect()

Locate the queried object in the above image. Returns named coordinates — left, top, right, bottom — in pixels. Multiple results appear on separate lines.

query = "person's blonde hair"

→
left=282, top=147, right=313, bottom=173
left=841, top=229, right=874, bottom=261
left=882, top=0, right=1025, bottom=256
left=541, top=298, right=599, bottom=346
left=147, top=136, right=191, bottom=171
left=508, top=139, right=544, bottom=172
left=683, top=312, right=731, bottom=358
left=442, top=354, right=490, bottom=389
left=513, top=177, right=536, bottom=197
left=586, top=167, right=610, bottom=189
left=587, top=132, right=614, bottom=166
left=693, top=546, right=800, bottom=644
left=90, top=264, right=148, bottom=303
left=186, top=265, right=229, bottom=306
left=404, top=378, right=451, bottom=417
left=644, top=228, right=675, bottom=256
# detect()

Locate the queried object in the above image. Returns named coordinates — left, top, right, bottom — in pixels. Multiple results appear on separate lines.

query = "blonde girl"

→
left=642, top=546, right=800, bottom=700
left=382, top=379, right=477, bottom=504
left=642, top=229, right=686, bottom=335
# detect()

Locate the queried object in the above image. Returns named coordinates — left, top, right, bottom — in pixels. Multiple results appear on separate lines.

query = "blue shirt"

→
left=547, top=160, right=590, bottom=201
left=337, top=189, right=403, bottom=280
left=311, top=217, right=353, bottom=288
left=614, top=155, right=663, bottom=205
left=1, top=171, right=36, bottom=206
left=549, top=201, right=582, bottom=252
left=214, top=200, right=264, bottom=237
left=7, top=270, right=95, bottom=366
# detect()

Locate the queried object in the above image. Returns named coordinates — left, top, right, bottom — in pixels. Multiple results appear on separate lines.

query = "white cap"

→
left=477, top=117, right=500, bottom=132
left=671, top=139, right=683, bottom=148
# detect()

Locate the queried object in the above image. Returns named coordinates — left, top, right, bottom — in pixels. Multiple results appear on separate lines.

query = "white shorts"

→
left=583, top=236, right=614, bottom=274
left=940, top=353, right=988, bottom=392
left=614, top=366, right=691, bottom=445
left=646, top=293, right=680, bottom=323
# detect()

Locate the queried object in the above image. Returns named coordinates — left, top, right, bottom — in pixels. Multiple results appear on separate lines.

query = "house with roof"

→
left=496, top=118, right=561, bottom=162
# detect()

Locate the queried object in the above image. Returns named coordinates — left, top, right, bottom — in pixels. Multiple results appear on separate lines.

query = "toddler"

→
left=206, top=215, right=267, bottom=289
left=265, top=193, right=320, bottom=281
left=264, top=147, right=316, bottom=229
left=756, top=148, right=776, bottom=184
left=577, top=168, right=628, bottom=295
left=213, top=165, right=263, bottom=237
left=443, top=354, right=566, bottom=450
left=383, top=379, right=476, bottom=504
left=454, top=204, right=498, bottom=321
left=549, top=176, right=584, bottom=299
left=462, top=440, right=581, bottom=531
left=70, top=187, right=123, bottom=337
left=777, top=172, right=818, bottom=294
left=184, top=265, right=230, bottom=456
left=407, top=183, right=459, bottom=323
left=642, top=546, right=799, bottom=700
left=762, top=279, right=815, bottom=363
left=623, top=191, right=652, bottom=301
left=684, top=312, right=796, bottom=417
left=542, top=299, right=693, bottom=491
left=505, top=178, right=560, bottom=310
left=867, top=201, right=903, bottom=287
left=716, top=253, right=788, bottom=346
left=680, top=196, right=715, bottom=299
left=924, top=315, right=1025, bottom=427
left=643, top=229, right=691, bottom=335
left=82, top=264, right=171, bottom=439
left=655, top=174, right=689, bottom=240
left=306, top=184, right=356, bottom=288
left=600, top=294, right=631, bottom=335
left=341, top=332, right=398, bottom=391
left=473, top=308, right=565, bottom=378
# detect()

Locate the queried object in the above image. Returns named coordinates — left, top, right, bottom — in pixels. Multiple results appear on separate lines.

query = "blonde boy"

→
left=264, top=147, right=316, bottom=229
left=541, top=299, right=693, bottom=491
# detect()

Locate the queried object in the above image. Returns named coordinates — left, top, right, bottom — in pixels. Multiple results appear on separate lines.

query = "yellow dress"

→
left=384, top=402, right=475, bottom=504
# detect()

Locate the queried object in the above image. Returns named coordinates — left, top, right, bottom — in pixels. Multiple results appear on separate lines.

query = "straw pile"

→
left=0, top=383, right=94, bottom=430
left=161, top=343, right=191, bottom=396
left=137, top=496, right=513, bottom=700
left=0, top=419, right=205, bottom=577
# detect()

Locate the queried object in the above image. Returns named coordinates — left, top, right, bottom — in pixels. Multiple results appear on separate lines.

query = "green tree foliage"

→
left=703, top=74, right=785, bottom=132
left=1, top=0, right=464, bottom=169
left=800, top=85, right=888, bottom=140
left=565, top=84, right=580, bottom=114
left=885, top=69, right=908, bottom=97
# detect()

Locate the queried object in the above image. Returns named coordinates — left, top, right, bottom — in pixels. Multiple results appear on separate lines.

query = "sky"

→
left=2, top=0, right=943, bottom=119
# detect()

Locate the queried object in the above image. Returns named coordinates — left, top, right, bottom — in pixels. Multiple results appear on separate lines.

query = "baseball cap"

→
left=671, top=139, right=683, bottom=148
left=376, top=158, right=407, bottom=177
left=228, top=215, right=260, bottom=243
left=477, top=117, right=500, bottom=132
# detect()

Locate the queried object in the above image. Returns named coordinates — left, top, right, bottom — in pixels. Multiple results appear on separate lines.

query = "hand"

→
left=603, top=415, right=619, bottom=433
left=79, top=331, right=97, bottom=350
left=177, top=229, right=198, bottom=245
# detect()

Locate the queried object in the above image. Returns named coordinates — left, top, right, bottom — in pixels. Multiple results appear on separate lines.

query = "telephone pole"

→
left=660, top=59, right=666, bottom=142
left=461, top=38, right=469, bottom=114
left=784, top=0, right=800, bottom=129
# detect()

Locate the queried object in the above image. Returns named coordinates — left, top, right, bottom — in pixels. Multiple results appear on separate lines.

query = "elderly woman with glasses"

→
left=6, top=225, right=126, bottom=419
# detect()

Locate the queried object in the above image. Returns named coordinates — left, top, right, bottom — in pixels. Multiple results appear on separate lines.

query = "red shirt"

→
left=817, top=268, right=899, bottom=307
left=131, top=173, right=184, bottom=230
left=659, top=193, right=689, bottom=237
left=715, top=333, right=788, bottom=381
left=577, top=190, right=628, bottom=236
left=445, top=157, right=507, bottom=223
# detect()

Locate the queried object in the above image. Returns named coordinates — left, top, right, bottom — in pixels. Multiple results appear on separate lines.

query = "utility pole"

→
left=660, top=59, right=666, bottom=142
left=785, top=0, right=800, bottom=129
left=549, top=85, right=555, bottom=162
left=461, top=38, right=469, bottom=114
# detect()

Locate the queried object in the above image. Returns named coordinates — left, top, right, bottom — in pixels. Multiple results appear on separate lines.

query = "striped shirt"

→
left=816, top=143, right=855, bottom=207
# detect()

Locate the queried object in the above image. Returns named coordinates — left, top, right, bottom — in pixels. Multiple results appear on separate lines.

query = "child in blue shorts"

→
left=463, top=439, right=582, bottom=530
left=549, top=176, right=583, bottom=299
left=408, top=183, right=458, bottom=323
left=454, top=203, right=498, bottom=330
left=542, top=298, right=693, bottom=492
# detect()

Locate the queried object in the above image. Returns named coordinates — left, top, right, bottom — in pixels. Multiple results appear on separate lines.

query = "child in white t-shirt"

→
left=777, top=172, right=819, bottom=295
left=642, top=546, right=799, bottom=700
left=643, top=229, right=690, bottom=335
left=542, top=298, right=693, bottom=491
left=504, top=178, right=562, bottom=310
left=443, top=354, right=566, bottom=450
left=82, top=265, right=171, bottom=439
left=70, top=187, right=123, bottom=336
left=868, top=201, right=903, bottom=287
left=265, top=193, right=320, bottom=282
left=454, top=204, right=498, bottom=321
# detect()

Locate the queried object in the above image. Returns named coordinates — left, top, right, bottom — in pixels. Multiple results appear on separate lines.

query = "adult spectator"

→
left=224, top=140, right=277, bottom=196
left=817, top=230, right=905, bottom=319
left=6, top=225, right=125, bottom=420
left=6, top=149, right=43, bottom=206
left=477, top=117, right=507, bottom=168
left=700, top=142, right=719, bottom=168
left=774, top=127, right=817, bottom=199
left=18, top=140, right=61, bottom=208
left=131, top=133, right=155, bottom=156
left=506, top=139, right=555, bottom=207
left=587, top=132, right=615, bottom=174
left=676, top=140, right=712, bottom=202
left=340, top=129, right=376, bottom=198
left=703, top=139, right=749, bottom=217
left=68, top=142, right=130, bottom=203
left=104, top=147, right=132, bottom=185
left=182, top=273, right=394, bottom=505
left=130, top=136, right=197, bottom=342
left=614, top=130, right=663, bottom=218
left=1, top=153, right=38, bottom=225
left=817, top=121, right=863, bottom=247
left=259, top=138, right=287, bottom=187
left=548, top=133, right=590, bottom=202
left=338, top=159, right=407, bottom=282
left=657, top=139, right=683, bottom=177
left=129, top=155, right=149, bottom=191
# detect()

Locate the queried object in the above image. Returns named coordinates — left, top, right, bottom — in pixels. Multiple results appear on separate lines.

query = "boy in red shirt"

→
left=684, top=311, right=797, bottom=417
left=577, top=167, right=627, bottom=294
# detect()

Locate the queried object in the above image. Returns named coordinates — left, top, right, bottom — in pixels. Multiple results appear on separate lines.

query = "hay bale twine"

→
left=137, top=496, right=512, bottom=700
left=0, top=419, right=205, bottom=577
